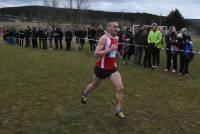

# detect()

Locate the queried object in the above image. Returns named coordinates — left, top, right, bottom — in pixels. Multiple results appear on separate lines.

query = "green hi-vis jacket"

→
left=148, top=30, right=162, bottom=49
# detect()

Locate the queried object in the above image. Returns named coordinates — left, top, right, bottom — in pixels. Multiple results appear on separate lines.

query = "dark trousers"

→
left=79, top=39, right=85, bottom=49
left=154, top=48, right=160, bottom=66
left=54, top=39, right=59, bottom=49
left=180, top=52, right=189, bottom=74
left=118, top=43, right=123, bottom=55
left=32, top=39, right=38, bottom=48
left=128, top=45, right=134, bottom=59
left=123, top=53, right=129, bottom=61
left=89, top=40, right=96, bottom=52
left=123, top=45, right=133, bottom=60
left=123, top=45, right=129, bottom=61
left=166, top=51, right=177, bottom=70
left=144, top=46, right=151, bottom=67
left=39, top=37, right=42, bottom=48
left=42, top=39, right=47, bottom=49
left=66, top=40, right=72, bottom=50
left=149, top=45, right=160, bottom=67
left=149, top=45, right=155, bottom=66
left=49, top=39, right=53, bottom=48
left=135, top=45, right=143, bottom=65
left=25, top=38, right=30, bottom=47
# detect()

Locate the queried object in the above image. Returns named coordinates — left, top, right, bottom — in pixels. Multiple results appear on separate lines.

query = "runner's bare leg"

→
left=109, top=71, right=124, bottom=113
left=83, top=74, right=101, bottom=96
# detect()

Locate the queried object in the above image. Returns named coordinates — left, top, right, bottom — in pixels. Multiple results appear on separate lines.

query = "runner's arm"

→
left=95, top=35, right=117, bottom=57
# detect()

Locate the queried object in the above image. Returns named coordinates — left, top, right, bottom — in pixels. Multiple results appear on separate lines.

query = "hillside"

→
left=0, top=6, right=165, bottom=25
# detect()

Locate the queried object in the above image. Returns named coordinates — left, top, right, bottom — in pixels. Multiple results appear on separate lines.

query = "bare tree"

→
left=64, top=0, right=74, bottom=24
left=74, top=0, right=89, bottom=24
left=64, top=0, right=89, bottom=9
left=43, top=0, right=60, bottom=27
left=75, top=0, right=89, bottom=10
left=43, top=0, right=59, bottom=7
left=64, top=0, right=73, bottom=9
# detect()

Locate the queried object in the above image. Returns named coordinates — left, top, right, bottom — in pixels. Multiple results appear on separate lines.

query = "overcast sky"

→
left=0, top=0, right=199, bottom=19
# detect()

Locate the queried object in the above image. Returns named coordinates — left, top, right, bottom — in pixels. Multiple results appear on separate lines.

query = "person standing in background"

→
left=122, top=27, right=133, bottom=64
left=65, top=29, right=73, bottom=51
left=31, top=27, right=38, bottom=48
left=88, top=25, right=96, bottom=52
left=134, top=25, right=144, bottom=65
left=178, top=28, right=192, bottom=76
left=25, top=26, right=31, bottom=48
left=38, top=27, right=43, bottom=48
left=42, top=28, right=48, bottom=49
left=19, top=29, right=25, bottom=47
left=165, top=25, right=178, bottom=73
left=79, top=27, right=87, bottom=49
left=58, top=28, right=63, bottom=50
left=143, top=27, right=151, bottom=68
left=148, top=23, right=162, bottom=69
left=54, top=27, right=59, bottom=50
left=48, top=27, right=54, bottom=50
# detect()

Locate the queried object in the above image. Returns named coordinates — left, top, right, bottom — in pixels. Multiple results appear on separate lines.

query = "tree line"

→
left=0, top=3, right=190, bottom=31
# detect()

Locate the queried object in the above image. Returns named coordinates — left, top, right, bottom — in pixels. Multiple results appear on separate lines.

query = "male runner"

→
left=81, top=21, right=126, bottom=119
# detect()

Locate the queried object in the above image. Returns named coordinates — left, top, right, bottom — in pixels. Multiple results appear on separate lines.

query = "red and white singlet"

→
left=95, top=34, right=118, bottom=70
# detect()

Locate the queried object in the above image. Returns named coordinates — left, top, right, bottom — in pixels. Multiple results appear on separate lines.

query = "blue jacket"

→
left=184, top=41, right=193, bottom=56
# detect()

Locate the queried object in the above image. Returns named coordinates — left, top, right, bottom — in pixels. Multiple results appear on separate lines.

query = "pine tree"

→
left=166, top=9, right=185, bottom=31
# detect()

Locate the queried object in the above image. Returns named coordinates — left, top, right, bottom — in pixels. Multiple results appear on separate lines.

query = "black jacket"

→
left=134, top=30, right=143, bottom=46
left=19, top=30, right=25, bottom=39
left=65, top=31, right=72, bottom=41
left=88, top=28, right=96, bottom=39
left=25, top=29, right=32, bottom=38
left=165, top=32, right=178, bottom=49
left=32, top=30, right=38, bottom=39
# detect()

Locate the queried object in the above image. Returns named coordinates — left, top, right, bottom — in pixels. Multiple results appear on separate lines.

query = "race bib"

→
left=108, top=51, right=117, bottom=58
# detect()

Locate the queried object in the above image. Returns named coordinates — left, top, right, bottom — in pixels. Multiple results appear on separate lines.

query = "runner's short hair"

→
left=152, top=23, right=157, bottom=26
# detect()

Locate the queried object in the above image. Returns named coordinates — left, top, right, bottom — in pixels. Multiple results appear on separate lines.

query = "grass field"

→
left=0, top=37, right=200, bottom=134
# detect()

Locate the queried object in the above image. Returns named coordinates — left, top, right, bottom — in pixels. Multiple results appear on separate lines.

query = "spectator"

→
left=3, top=28, right=9, bottom=41
left=54, top=27, right=59, bottom=50
left=88, top=25, right=96, bottom=52
left=14, top=28, right=20, bottom=46
left=42, top=28, right=48, bottom=49
left=31, top=27, right=38, bottom=48
left=25, top=26, right=31, bottom=48
left=134, top=25, right=144, bottom=65
left=165, top=25, right=178, bottom=72
left=48, top=27, right=54, bottom=50
left=143, top=27, right=151, bottom=68
left=58, top=28, right=63, bottom=50
left=117, top=28, right=124, bottom=56
left=19, top=29, right=25, bottom=47
left=122, top=27, right=133, bottom=64
left=74, top=27, right=80, bottom=49
left=148, top=23, right=162, bottom=69
left=178, top=28, right=192, bottom=75
left=79, top=27, right=87, bottom=49
left=65, top=29, right=73, bottom=51
left=95, top=25, right=105, bottom=48
left=38, top=27, right=43, bottom=48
